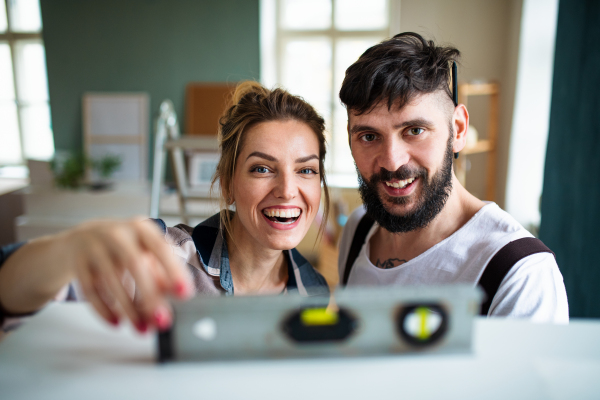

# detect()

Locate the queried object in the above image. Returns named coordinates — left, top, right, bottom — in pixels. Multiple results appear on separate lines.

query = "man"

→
left=337, top=32, right=568, bottom=322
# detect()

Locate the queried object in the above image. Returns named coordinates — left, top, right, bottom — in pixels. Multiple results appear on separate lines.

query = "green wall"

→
left=40, top=0, right=260, bottom=153
left=539, top=0, right=600, bottom=318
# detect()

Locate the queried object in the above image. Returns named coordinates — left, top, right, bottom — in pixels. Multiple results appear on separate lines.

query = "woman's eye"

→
left=253, top=166, right=269, bottom=174
left=360, top=133, right=376, bottom=142
left=300, top=168, right=317, bottom=175
left=407, top=128, right=425, bottom=136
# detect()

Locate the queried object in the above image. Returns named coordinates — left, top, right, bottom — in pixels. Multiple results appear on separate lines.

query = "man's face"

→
left=348, top=92, right=456, bottom=233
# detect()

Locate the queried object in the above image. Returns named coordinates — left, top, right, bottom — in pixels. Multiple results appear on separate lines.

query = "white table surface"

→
left=1, top=303, right=599, bottom=400
left=0, top=178, right=28, bottom=196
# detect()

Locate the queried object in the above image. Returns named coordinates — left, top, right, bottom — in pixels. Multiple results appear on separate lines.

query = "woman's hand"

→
left=0, top=218, right=192, bottom=332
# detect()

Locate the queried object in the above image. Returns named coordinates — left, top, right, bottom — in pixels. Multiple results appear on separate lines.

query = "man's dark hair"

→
left=339, top=32, right=460, bottom=114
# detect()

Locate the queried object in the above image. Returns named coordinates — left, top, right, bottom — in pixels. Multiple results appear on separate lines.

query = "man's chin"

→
left=381, top=203, right=415, bottom=219
left=380, top=192, right=418, bottom=209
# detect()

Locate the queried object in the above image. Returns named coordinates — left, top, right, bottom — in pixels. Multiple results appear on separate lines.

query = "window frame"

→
left=0, top=0, right=50, bottom=166
left=261, top=0, right=400, bottom=179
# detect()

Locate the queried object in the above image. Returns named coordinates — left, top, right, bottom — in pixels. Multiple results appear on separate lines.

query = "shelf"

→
left=455, top=81, right=500, bottom=202
left=163, top=135, right=219, bottom=150
left=462, top=140, right=493, bottom=155
left=458, top=82, right=499, bottom=97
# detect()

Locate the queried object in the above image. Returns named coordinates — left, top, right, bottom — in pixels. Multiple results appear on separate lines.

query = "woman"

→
left=0, top=82, right=330, bottom=333
left=154, top=81, right=329, bottom=298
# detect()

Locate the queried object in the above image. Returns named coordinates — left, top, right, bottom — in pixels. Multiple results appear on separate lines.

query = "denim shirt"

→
left=153, top=213, right=329, bottom=296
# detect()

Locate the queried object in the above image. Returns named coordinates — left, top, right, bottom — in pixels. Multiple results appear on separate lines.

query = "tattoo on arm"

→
left=375, top=258, right=407, bottom=269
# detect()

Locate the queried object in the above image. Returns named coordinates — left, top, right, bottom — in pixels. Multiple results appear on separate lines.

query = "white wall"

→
left=505, top=0, right=559, bottom=229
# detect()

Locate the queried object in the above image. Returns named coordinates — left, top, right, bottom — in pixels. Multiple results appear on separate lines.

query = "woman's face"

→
left=230, top=119, right=322, bottom=251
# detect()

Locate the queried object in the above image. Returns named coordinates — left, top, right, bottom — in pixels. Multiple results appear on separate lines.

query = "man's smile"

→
left=385, top=177, right=416, bottom=189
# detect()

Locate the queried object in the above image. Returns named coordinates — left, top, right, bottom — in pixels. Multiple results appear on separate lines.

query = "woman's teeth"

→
left=263, top=208, right=301, bottom=218
left=263, top=208, right=302, bottom=225
left=385, top=177, right=416, bottom=189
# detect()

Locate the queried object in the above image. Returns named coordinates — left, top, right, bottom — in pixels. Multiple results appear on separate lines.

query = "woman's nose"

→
left=273, top=171, right=298, bottom=200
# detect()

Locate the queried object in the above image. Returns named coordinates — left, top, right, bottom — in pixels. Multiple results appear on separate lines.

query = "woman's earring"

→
left=454, top=152, right=459, bottom=159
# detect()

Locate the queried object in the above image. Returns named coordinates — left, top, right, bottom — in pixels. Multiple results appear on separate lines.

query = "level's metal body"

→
left=158, top=285, right=482, bottom=362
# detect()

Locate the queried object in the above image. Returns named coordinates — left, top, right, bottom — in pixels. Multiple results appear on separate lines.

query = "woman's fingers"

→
left=84, top=240, right=148, bottom=332
left=67, top=218, right=190, bottom=332
left=135, top=220, right=193, bottom=298
left=128, top=252, right=168, bottom=328
left=75, top=254, right=120, bottom=326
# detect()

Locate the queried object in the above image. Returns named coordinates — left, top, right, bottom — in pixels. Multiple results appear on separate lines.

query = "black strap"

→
left=478, top=237, right=554, bottom=316
left=342, top=213, right=375, bottom=286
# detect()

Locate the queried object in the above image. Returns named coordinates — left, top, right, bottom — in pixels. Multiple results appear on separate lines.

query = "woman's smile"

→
left=262, top=206, right=303, bottom=229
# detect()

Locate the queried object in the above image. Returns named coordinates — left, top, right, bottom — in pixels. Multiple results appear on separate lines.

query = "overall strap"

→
left=342, top=213, right=375, bottom=286
left=478, top=237, right=554, bottom=316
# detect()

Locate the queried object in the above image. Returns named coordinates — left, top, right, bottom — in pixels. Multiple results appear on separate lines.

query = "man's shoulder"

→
left=455, top=202, right=534, bottom=245
left=344, top=206, right=369, bottom=239
left=338, top=206, right=369, bottom=278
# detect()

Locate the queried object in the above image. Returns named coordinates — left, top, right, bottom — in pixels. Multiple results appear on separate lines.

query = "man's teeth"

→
left=385, top=177, right=416, bottom=189
left=263, top=208, right=301, bottom=218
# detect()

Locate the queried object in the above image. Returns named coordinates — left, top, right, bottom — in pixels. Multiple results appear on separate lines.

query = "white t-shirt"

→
left=338, top=203, right=569, bottom=323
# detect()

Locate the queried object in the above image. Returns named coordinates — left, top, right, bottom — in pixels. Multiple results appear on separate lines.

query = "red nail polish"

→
left=154, top=308, right=172, bottom=331
left=109, top=316, right=120, bottom=326
left=136, top=320, right=148, bottom=333
left=175, top=281, right=189, bottom=297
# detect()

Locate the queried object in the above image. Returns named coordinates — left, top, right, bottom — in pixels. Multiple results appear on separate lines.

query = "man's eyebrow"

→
left=246, top=151, right=277, bottom=162
left=295, top=154, right=319, bottom=163
left=349, top=125, right=377, bottom=135
left=395, top=118, right=436, bottom=129
left=349, top=118, right=436, bottom=135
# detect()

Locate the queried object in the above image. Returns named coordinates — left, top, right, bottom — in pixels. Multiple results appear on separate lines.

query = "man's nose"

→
left=273, top=171, right=298, bottom=200
left=378, top=138, right=410, bottom=172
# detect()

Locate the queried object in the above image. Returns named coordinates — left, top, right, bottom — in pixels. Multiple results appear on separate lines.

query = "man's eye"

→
left=360, top=133, right=376, bottom=142
left=407, top=128, right=424, bottom=136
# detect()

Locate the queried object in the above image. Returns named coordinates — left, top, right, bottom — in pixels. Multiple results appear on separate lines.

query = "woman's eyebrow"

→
left=295, top=154, right=319, bottom=163
left=246, top=151, right=277, bottom=161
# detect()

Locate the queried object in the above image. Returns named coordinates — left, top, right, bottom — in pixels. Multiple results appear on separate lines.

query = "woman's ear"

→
left=452, top=104, right=469, bottom=154
left=220, top=178, right=233, bottom=205
left=227, top=182, right=235, bottom=205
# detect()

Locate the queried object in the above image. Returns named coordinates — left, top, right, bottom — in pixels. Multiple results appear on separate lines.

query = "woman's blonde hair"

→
left=212, top=81, right=330, bottom=243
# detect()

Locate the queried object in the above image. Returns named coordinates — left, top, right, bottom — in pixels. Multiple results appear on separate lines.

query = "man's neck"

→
left=369, top=175, right=485, bottom=268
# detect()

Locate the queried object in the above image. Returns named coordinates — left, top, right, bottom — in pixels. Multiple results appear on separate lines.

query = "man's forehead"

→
left=348, top=92, right=451, bottom=125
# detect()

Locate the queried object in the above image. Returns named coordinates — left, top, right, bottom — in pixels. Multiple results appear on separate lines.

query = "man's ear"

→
left=452, top=104, right=469, bottom=153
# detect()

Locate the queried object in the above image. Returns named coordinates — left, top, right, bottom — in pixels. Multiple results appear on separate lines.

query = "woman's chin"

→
left=259, top=229, right=306, bottom=251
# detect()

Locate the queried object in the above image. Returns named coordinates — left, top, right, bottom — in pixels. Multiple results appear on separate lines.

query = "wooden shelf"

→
left=456, top=82, right=499, bottom=202
left=458, top=82, right=498, bottom=97
left=462, top=140, right=494, bottom=155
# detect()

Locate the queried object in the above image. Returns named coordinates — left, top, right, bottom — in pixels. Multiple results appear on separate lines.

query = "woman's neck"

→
left=226, top=215, right=288, bottom=295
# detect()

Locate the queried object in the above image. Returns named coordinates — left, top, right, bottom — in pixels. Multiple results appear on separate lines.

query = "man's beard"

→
left=357, top=136, right=454, bottom=233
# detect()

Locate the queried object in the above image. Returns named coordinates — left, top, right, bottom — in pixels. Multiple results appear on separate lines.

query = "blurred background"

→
left=0, top=0, right=598, bottom=318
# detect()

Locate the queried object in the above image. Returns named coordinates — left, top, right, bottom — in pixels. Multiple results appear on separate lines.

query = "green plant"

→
left=50, top=153, right=89, bottom=189
left=93, top=154, right=122, bottom=179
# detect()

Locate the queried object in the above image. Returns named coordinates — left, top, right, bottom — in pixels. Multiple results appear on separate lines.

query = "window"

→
left=261, top=0, right=399, bottom=179
left=0, top=0, right=54, bottom=166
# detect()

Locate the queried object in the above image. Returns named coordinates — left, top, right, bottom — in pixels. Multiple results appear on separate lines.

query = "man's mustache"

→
left=367, top=166, right=427, bottom=183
